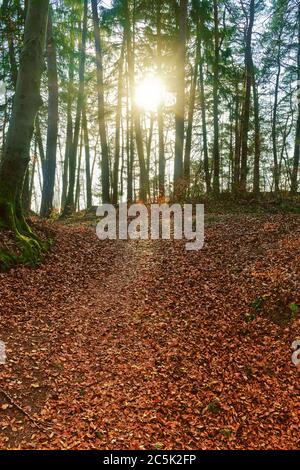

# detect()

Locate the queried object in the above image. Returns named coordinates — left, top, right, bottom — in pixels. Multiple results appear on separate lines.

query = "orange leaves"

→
left=0, top=214, right=299, bottom=449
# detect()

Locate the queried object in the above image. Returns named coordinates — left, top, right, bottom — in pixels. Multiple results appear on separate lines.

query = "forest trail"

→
left=0, top=214, right=299, bottom=449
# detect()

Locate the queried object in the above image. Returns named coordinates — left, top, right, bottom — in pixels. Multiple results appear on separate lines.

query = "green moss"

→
left=0, top=199, right=52, bottom=271
left=0, top=249, right=18, bottom=271
left=17, top=232, right=42, bottom=266
left=207, top=400, right=221, bottom=414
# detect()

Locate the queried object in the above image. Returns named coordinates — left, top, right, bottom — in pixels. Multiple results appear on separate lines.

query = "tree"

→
left=82, top=100, right=92, bottom=209
left=212, top=0, right=220, bottom=195
left=0, top=0, right=299, bottom=220
left=91, top=0, right=110, bottom=203
left=252, top=57, right=261, bottom=195
left=40, top=9, right=59, bottom=217
left=112, top=39, right=125, bottom=205
left=61, top=26, right=75, bottom=210
left=262, top=0, right=291, bottom=193
left=63, top=0, right=87, bottom=215
left=291, top=1, right=300, bottom=194
left=191, top=0, right=211, bottom=194
left=198, top=34, right=211, bottom=194
left=157, top=0, right=165, bottom=200
left=184, top=41, right=199, bottom=188
left=124, top=0, right=149, bottom=202
left=174, top=0, right=188, bottom=198
left=0, top=0, right=49, bottom=261
left=240, top=0, right=255, bottom=194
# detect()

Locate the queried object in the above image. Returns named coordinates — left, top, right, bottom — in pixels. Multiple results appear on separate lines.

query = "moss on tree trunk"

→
left=0, top=0, right=49, bottom=267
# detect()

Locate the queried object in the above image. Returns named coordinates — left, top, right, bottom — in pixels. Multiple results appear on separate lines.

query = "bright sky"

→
left=135, top=76, right=166, bottom=111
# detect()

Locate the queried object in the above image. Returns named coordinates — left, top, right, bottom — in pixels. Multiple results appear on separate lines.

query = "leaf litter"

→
left=0, top=214, right=299, bottom=449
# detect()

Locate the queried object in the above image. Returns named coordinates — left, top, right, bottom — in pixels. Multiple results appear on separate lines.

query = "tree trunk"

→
left=228, top=103, right=234, bottom=191
left=126, top=80, right=134, bottom=202
left=7, top=21, right=18, bottom=89
left=35, top=114, right=45, bottom=176
left=22, top=168, right=30, bottom=213
left=75, top=128, right=83, bottom=210
left=291, top=2, right=300, bottom=194
left=120, top=124, right=125, bottom=198
left=61, top=28, right=74, bottom=210
left=212, top=0, right=220, bottom=195
left=271, top=25, right=284, bottom=194
left=240, top=0, right=255, bottom=194
left=146, top=113, right=154, bottom=177
left=0, top=0, right=48, bottom=253
left=174, top=0, right=188, bottom=197
left=91, top=0, right=110, bottom=203
left=184, top=42, right=199, bottom=189
left=272, top=52, right=281, bottom=194
left=198, top=36, right=211, bottom=194
left=252, top=61, right=261, bottom=196
left=29, top=151, right=37, bottom=209
left=124, top=0, right=148, bottom=202
left=40, top=9, right=59, bottom=217
left=82, top=101, right=92, bottom=209
left=112, top=40, right=124, bottom=205
left=5, top=0, right=29, bottom=214
left=233, top=81, right=241, bottom=195
left=63, top=0, right=87, bottom=215
left=157, top=0, right=165, bottom=200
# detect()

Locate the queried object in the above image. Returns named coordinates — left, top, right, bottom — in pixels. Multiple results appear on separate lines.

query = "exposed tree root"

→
left=0, top=388, right=54, bottom=435
left=0, top=200, right=51, bottom=271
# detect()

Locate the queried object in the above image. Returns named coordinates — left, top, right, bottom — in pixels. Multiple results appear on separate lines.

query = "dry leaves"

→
left=0, top=214, right=299, bottom=449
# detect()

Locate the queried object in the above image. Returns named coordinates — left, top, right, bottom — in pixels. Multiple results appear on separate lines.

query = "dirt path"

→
left=0, top=214, right=299, bottom=449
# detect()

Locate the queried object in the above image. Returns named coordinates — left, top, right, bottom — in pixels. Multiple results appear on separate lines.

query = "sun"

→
left=135, top=75, right=165, bottom=111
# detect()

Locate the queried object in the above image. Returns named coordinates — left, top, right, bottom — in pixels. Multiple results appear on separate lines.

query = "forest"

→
left=0, top=0, right=299, bottom=455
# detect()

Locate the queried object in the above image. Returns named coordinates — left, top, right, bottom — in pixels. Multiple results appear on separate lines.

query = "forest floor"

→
left=0, top=212, right=299, bottom=449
